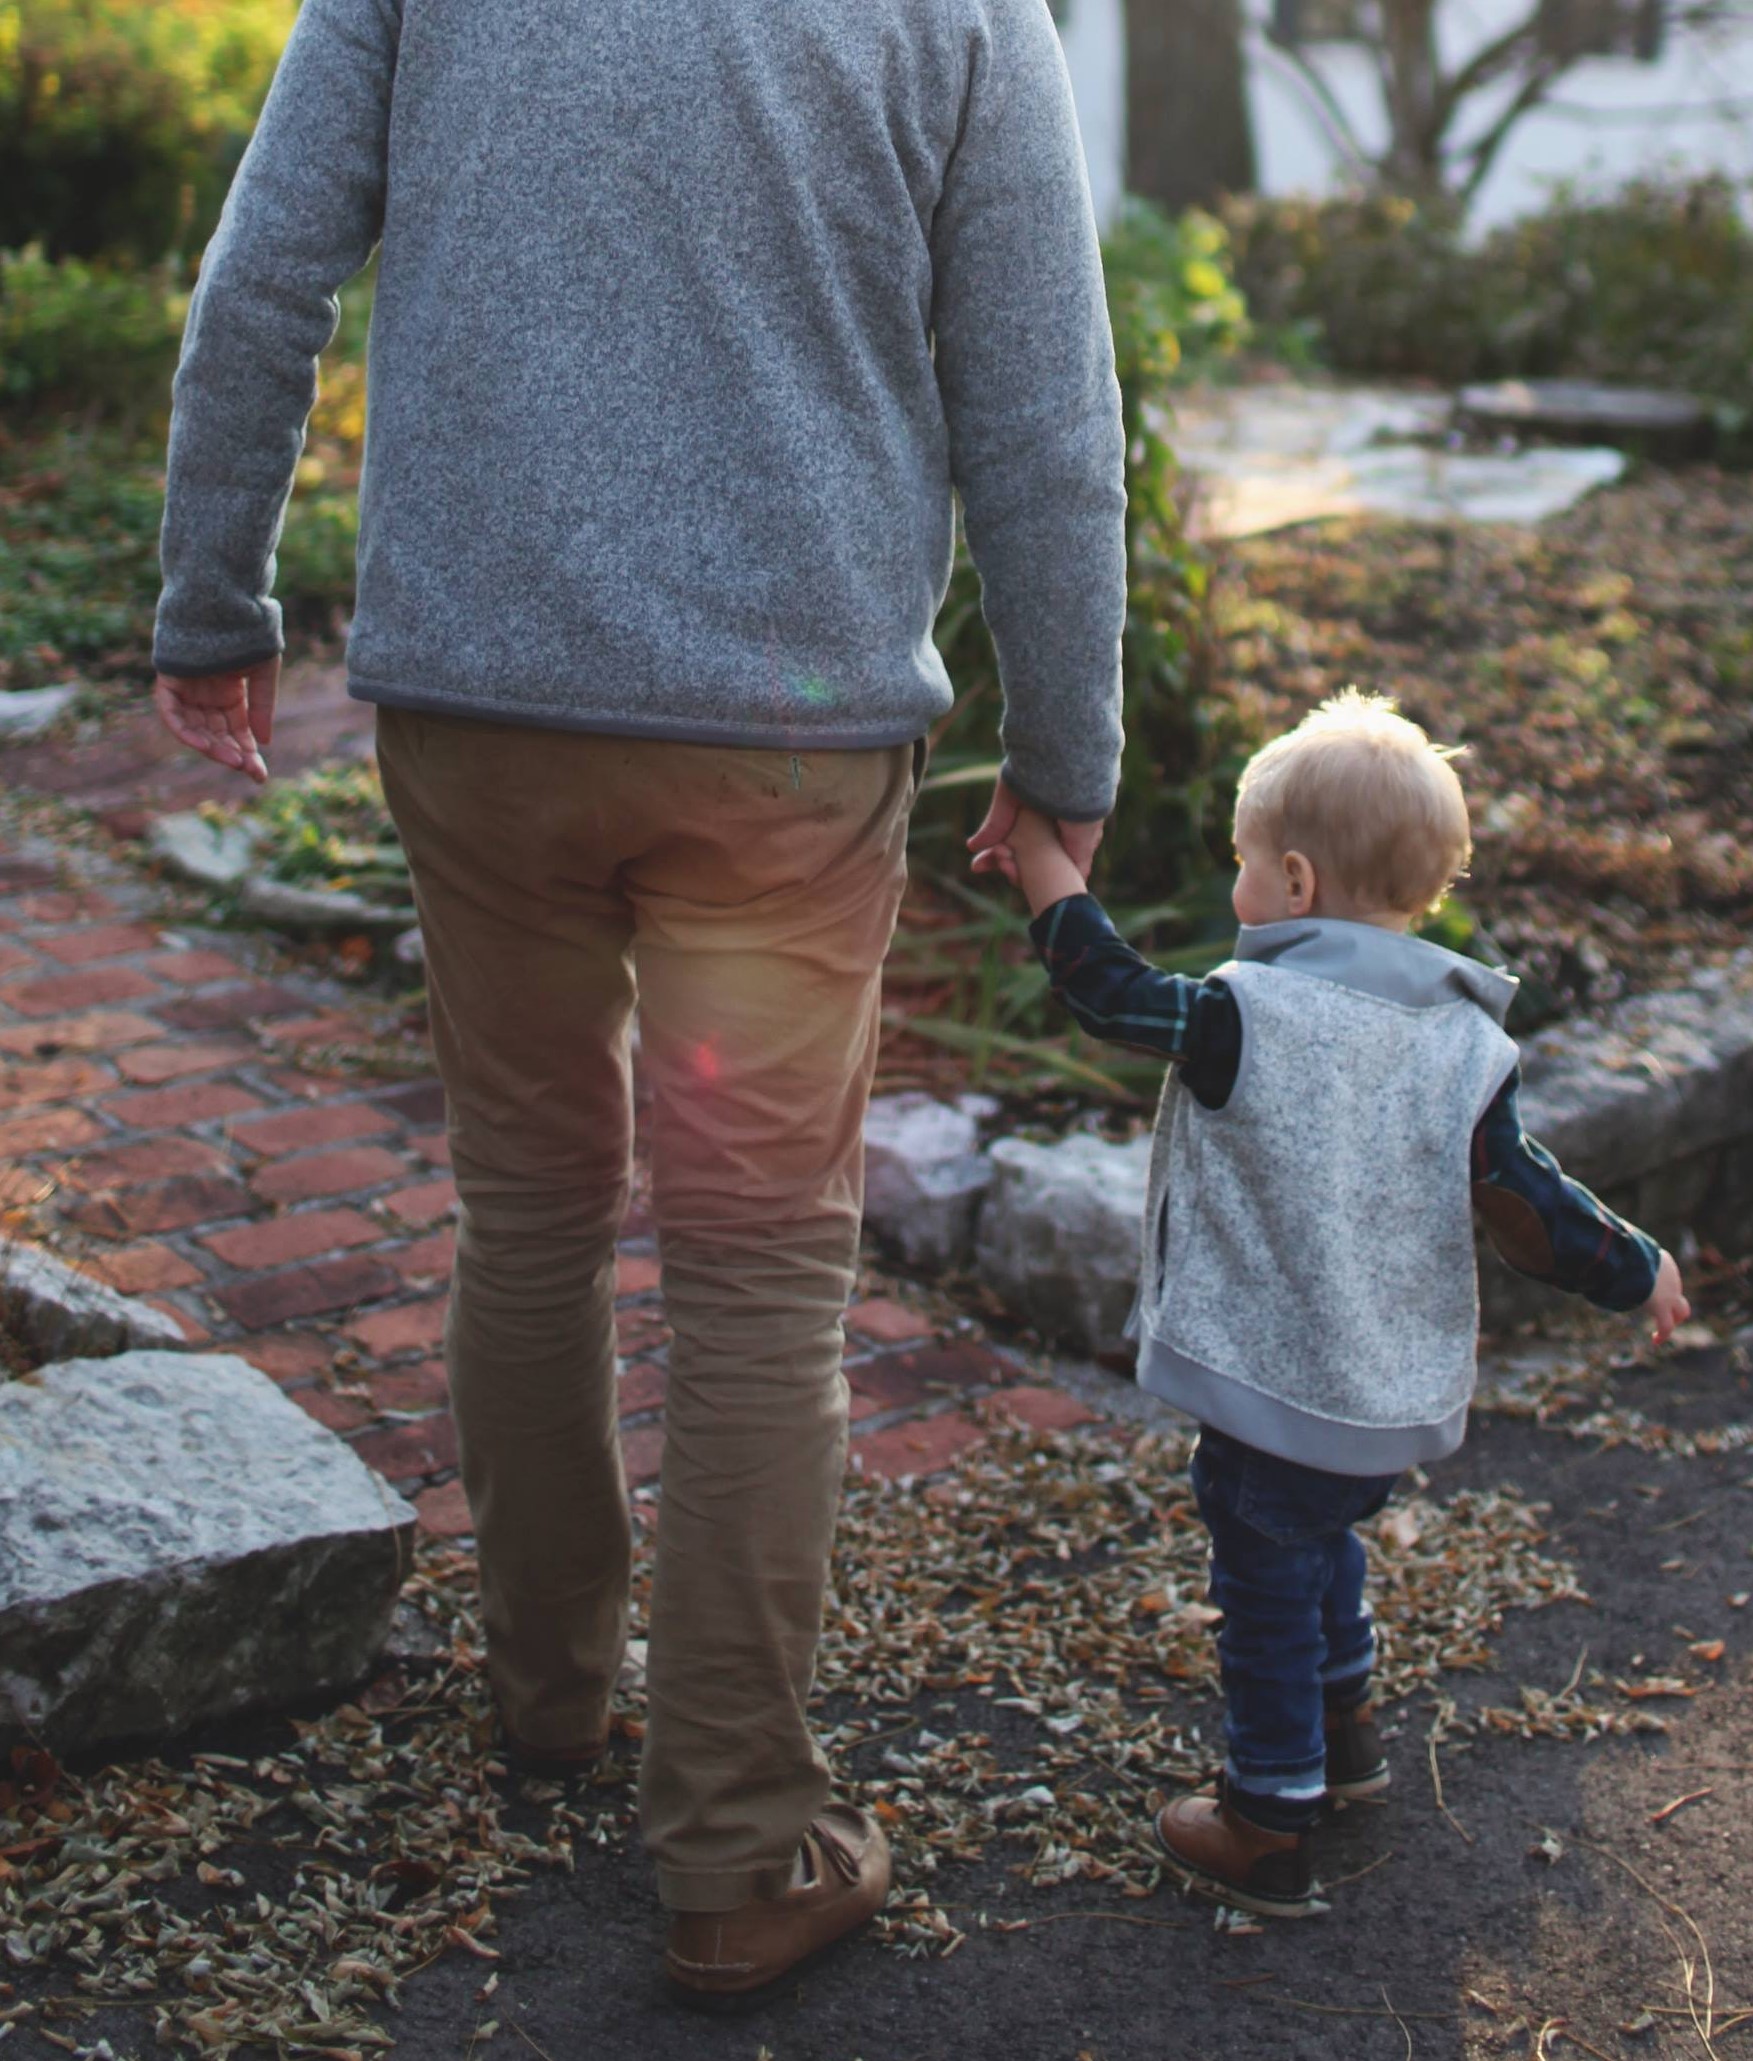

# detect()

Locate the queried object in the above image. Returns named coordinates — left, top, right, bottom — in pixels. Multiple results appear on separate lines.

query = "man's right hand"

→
left=152, top=656, right=280, bottom=785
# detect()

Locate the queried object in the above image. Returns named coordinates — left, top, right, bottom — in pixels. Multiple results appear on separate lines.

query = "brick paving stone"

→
left=373, top=1078, right=446, bottom=1127
left=388, top=1228, right=456, bottom=1283
left=65, top=1174, right=253, bottom=1239
left=347, top=1295, right=448, bottom=1359
left=621, top=1422, right=665, bottom=1486
left=17, top=891, right=117, bottom=924
left=260, top=1013, right=366, bottom=1049
left=847, top=1357, right=934, bottom=1414
left=883, top=1340, right=1018, bottom=1392
left=240, top=1332, right=338, bottom=1385
left=202, top=1205, right=380, bottom=1270
left=411, top=1131, right=451, bottom=1167
left=0, top=859, right=57, bottom=891
left=368, top=1360, right=448, bottom=1414
left=157, top=982, right=309, bottom=1031
left=415, top=1478, right=473, bottom=1539
left=139, top=1295, right=211, bottom=1344
left=261, top=1065, right=356, bottom=1102
left=850, top=1413, right=986, bottom=1481
left=0, top=1055, right=116, bottom=1110
left=0, top=943, right=40, bottom=979
left=102, top=1078, right=264, bottom=1131
left=616, top=1252, right=662, bottom=1297
left=35, top=922, right=163, bottom=964
left=0, top=1009, right=162, bottom=1055
left=4, top=965, right=162, bottom=1016
left=618, top=1362, right=667, bottom=1416
left=137, top=949, right=244, bottom=985
left=616, top=1308, right=671, bottom=1356
left=989, top=1385, right=1097, bottom=1433
left=293, top=1387, right=376, bottom=1434
left=381, top=1177, right=457, bottom=1226
left=353, top=1410, right=459, bottom=1480
left=252, top=1144, right=409, bottom=1205
left=233, top=1101, right=395, bottom=1156
left=0, top=1105, right=105, bottom=1155
left=847, top=1297, right=936, bottom=1345
left=216, top=1252, right=402, bottom=1330
left=87, top=1241, right=205, bottom=1293
left=112, top=1039, right=255, bottom=1085
left=65, top=1136, right=234, bottom=1188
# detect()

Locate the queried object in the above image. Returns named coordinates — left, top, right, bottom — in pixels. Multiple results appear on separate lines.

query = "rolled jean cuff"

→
left=1224, top=1770, right=1324, bottom=1833
left=1321, top=1637, right=1375, bottom=1687
left=657, top=1858, right=796, bottom=1914
left=1222, top=1756, right=1325, bottom=1802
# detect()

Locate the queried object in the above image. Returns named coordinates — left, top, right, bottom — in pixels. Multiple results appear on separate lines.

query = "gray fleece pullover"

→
left=153, top=0, right=1128, bottom=822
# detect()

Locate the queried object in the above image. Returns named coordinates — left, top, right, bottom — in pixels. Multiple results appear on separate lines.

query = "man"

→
left=153, top=0, right=1125, bottom=2006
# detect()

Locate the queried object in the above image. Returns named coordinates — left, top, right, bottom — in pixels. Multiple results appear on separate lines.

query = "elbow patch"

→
left=1474, top=1184, right=1556, bottom=1281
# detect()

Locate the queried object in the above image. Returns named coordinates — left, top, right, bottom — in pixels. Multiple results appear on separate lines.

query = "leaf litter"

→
left=4, top=1415, right=1715, bottom=2051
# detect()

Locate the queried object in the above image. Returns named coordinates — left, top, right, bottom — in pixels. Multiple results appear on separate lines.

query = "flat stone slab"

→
left=146, top=810, right=261, bottom=889
left=1171, top=380, right=1626, bottom=537
left=0, top=684, right=79, bottom=743
left=2, top=1242, right=188, bottom=1362
left=0, top=1352, right=415, bottom=1754
left=1458, top=378, right=1710, bottom=453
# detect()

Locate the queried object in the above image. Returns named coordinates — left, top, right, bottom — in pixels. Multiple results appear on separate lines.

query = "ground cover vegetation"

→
left=3, top=2, right=1751, bottom=1106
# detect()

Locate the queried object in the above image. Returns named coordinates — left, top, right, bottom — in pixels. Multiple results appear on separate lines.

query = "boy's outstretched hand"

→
left=1645, top=1248, right=1691, bottom=1346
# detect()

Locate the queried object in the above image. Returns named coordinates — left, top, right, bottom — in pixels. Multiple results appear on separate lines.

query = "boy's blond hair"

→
left=1234, top=689, right=1471, bottom=916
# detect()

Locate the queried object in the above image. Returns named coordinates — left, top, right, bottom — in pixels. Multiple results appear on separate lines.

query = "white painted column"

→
left=1058, top=0, right=1129, bottom=230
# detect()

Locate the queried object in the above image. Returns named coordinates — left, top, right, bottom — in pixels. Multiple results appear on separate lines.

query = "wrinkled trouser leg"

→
left=378, top=706, right=637, bottom=1751
left=378, top=707, right=914, bottom=1906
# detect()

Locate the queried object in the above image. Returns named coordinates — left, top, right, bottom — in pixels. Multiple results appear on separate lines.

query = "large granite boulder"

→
left=863, top=1092, right=998, bottom=1272
left=0, top=1352, right=415, bottom=1754
left=975, top=1131, right=1153, bottom=1355
left=2, top=1243, right=188, bottom=1362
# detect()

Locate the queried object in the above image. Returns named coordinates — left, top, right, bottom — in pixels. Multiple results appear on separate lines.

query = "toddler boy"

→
left=986, top=691, right=1688, bottom=1917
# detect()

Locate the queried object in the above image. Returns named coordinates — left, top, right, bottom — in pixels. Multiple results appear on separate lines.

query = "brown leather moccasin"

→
left=666, top=1803, right=891, bottom=2012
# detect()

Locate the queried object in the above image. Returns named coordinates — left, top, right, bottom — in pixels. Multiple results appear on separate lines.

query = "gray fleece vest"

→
left=1134, top=919, right=1519, bottom=1476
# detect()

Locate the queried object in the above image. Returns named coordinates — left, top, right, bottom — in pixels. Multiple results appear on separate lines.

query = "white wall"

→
left=1058, top=0, right=1129, bottom=229
left=1241, top=1, right=1753, bottom=228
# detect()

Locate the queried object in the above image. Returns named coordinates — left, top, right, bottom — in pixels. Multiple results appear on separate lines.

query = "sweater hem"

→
left=351, top=679, right=934, bottom=752
left=1136, top=1334, right=1471, bottom=1475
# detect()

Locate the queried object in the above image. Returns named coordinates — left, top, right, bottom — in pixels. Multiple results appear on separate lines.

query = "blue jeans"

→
left=1191, top=1428, right=1400, bottom=1830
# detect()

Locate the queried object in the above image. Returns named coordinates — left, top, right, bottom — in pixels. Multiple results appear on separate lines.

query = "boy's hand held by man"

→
left=1645, top=1249, right=1690, bottom=1346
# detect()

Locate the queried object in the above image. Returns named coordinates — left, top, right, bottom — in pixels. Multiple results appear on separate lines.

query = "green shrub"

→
left=1222, top=176, right=1753, bottom=447
left=0, top=242, right=184, bottom=414
left=0, top=0, right=296, bottom=262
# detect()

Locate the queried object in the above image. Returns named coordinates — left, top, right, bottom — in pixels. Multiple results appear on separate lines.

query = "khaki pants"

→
left=376, top=708, right=915, bottom=1911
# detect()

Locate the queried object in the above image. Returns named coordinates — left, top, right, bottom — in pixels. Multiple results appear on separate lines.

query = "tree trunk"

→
left=1377, top=0, right=1446, bottom=190
left=1125, top=0, right=1257, bottom=211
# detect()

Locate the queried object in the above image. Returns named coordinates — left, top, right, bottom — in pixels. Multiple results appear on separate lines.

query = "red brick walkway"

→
left=0, top=827, right=1092, bottom=1538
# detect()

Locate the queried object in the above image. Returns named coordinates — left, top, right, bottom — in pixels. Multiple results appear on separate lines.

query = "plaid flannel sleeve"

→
left=1472, top=1069, right=1661, bottom=1312
left=1027, top=894, right=1239, bottom=1084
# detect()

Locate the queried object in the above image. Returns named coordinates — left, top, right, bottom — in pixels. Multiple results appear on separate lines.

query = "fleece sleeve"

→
left=928, top=0, right=1128, bottom=824
left=153, top=0, right=402, bottom=678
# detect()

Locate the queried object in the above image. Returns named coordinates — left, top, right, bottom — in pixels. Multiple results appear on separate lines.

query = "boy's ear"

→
left=1283, top=850, right=1317, bottom=916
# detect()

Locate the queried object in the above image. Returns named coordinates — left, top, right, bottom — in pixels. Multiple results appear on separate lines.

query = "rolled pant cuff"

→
left=1224, top=1772, right=1324, bottom=1835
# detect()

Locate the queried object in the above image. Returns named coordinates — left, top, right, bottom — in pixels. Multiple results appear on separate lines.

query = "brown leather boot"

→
left=1155, top=1791, right=1324, bottom=1918
left=1324, top=1699, right=1391, bottom=1801
left=666, top=1804, right=891, bottom=2011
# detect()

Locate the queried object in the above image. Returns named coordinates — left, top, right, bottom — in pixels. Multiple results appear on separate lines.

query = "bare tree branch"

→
left=1431, top=7, right=1547, bottom=128
left=1455, top=54, right=1570, bottom=199
left=1251, top=31, right=1375, bottom=174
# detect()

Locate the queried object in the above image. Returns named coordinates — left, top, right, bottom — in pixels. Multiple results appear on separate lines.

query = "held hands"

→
left=151, top=657, right=280, bottom=785
left=967, top=775, right=1101, bottom=916
left=1644, top=1248, right=1691, bottom=1348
